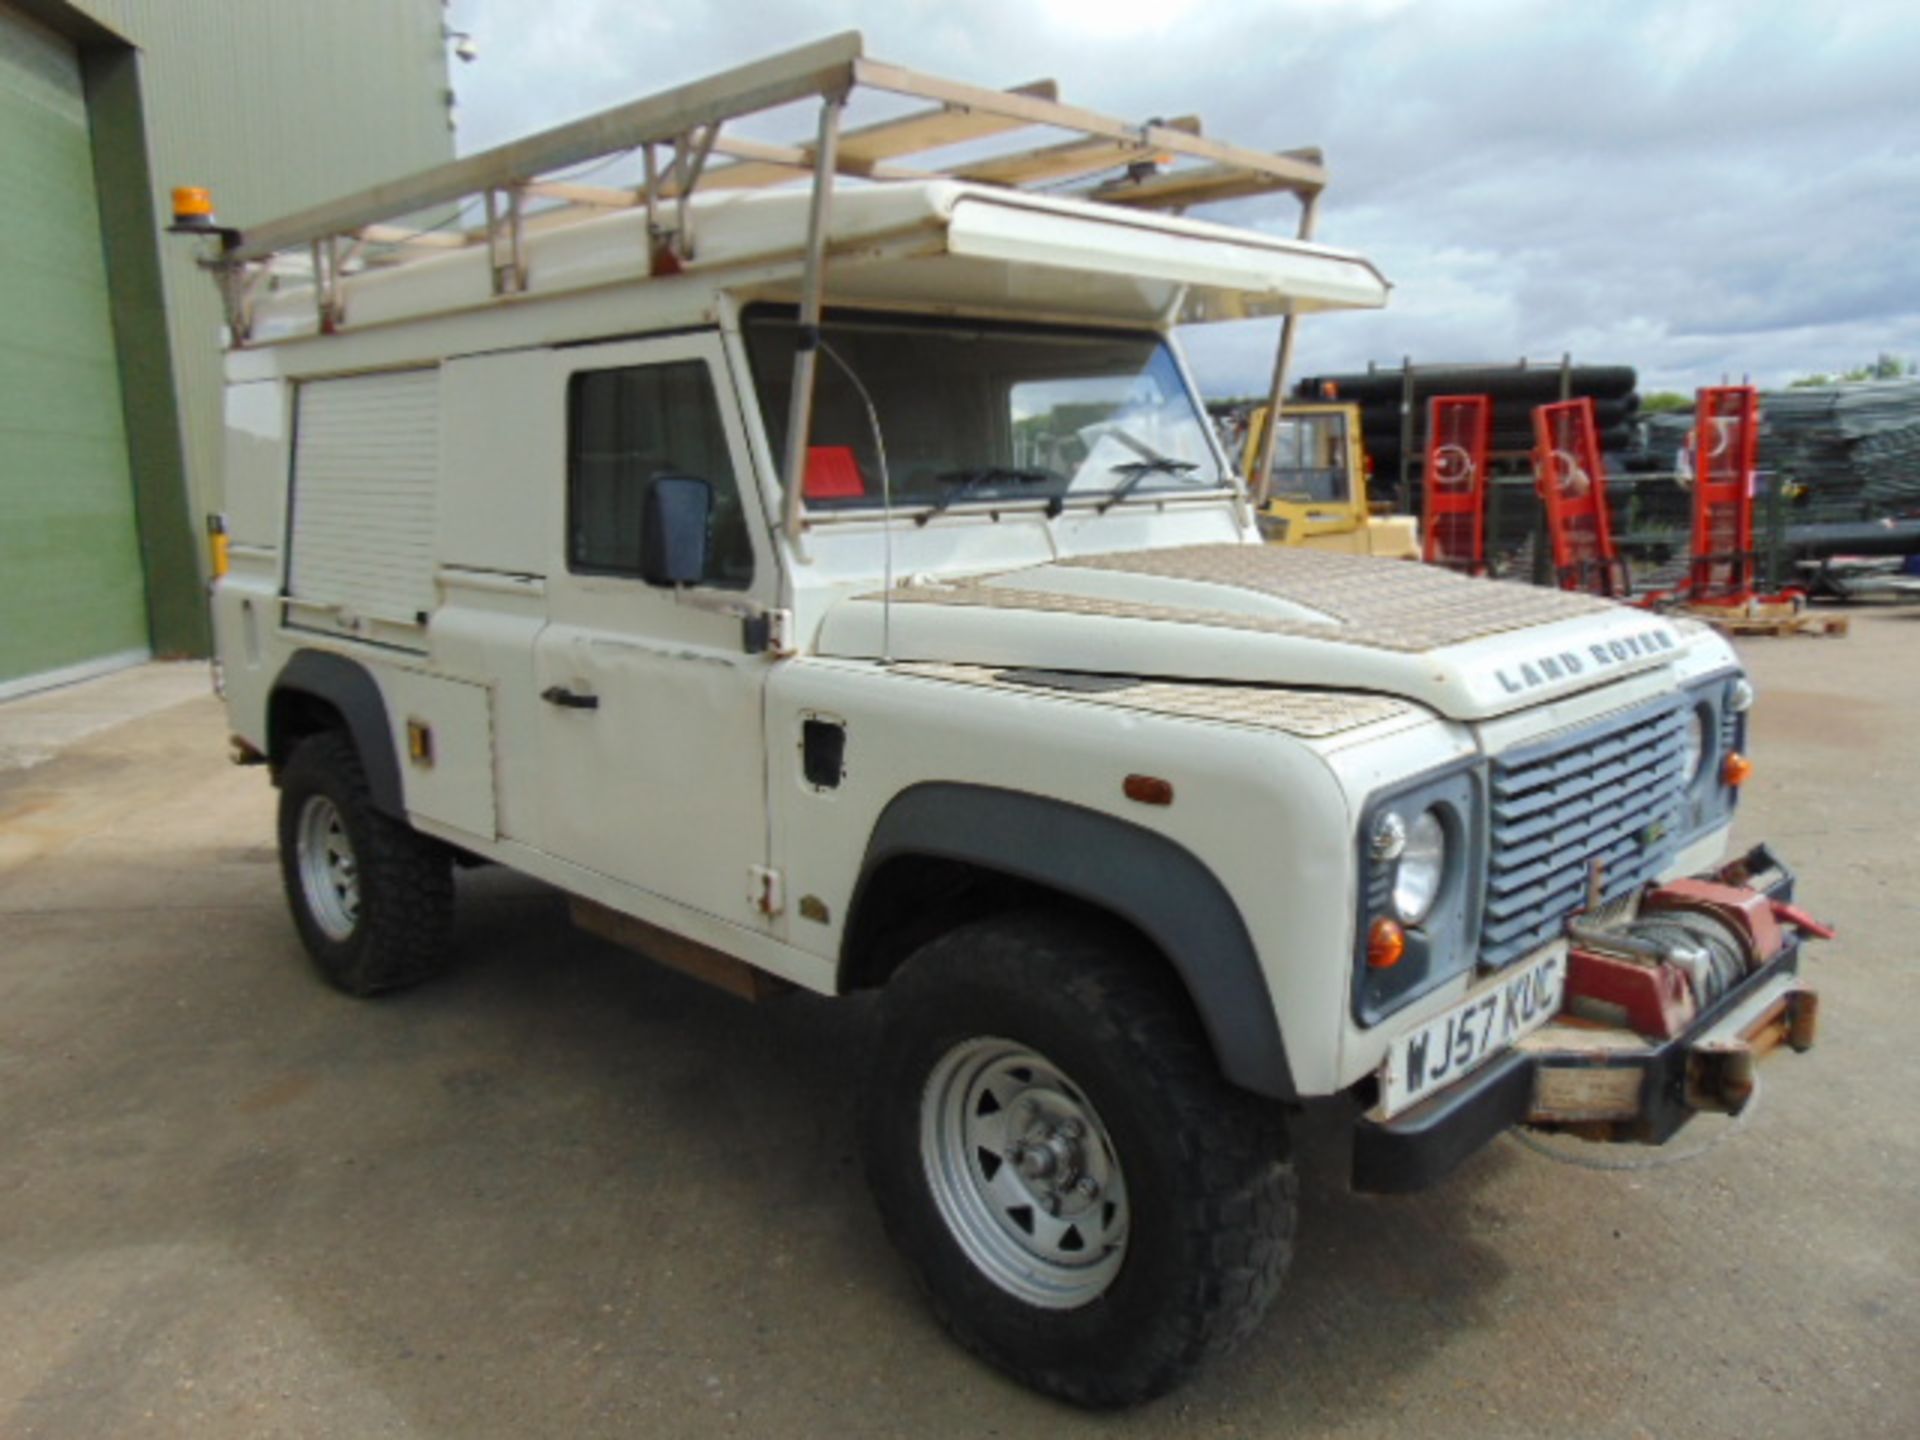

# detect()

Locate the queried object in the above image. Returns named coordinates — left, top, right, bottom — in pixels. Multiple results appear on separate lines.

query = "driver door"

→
left=531, top=332, right=776, bottom=930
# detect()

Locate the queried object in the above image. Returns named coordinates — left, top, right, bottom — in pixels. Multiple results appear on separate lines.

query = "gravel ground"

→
left=0, top=613, right=1915, bottom=1439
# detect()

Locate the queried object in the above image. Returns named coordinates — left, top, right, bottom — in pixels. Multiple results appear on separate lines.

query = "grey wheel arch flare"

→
left=848, top=783, right=1295, bottom=1100
left=268, top=650, right=405, bottom=819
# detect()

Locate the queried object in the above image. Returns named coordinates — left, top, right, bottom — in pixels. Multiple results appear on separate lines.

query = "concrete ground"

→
left=1, top=617, right=1915, bottom=1440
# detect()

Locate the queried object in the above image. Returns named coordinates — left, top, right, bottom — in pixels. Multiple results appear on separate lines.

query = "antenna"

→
left=818, top=339, right=896, bottom=664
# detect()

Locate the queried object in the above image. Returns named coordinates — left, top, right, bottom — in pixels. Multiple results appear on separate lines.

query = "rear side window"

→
left=567, top=361, right=753, bottom=588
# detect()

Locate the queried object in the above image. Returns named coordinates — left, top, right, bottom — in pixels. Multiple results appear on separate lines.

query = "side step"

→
left=570, top=897, right=789, bottom=1002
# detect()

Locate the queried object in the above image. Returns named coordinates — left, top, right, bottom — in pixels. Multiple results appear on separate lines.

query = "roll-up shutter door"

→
left=288, top=368, right=441, bottom=630
left=0, top=2, right=148, bottom=690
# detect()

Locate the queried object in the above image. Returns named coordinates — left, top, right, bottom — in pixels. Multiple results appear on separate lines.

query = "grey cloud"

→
left=446, top=0, right=1920, bottom=394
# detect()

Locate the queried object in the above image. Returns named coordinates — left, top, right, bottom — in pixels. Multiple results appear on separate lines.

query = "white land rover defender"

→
left=183, top=36, right=1824, bottom=1405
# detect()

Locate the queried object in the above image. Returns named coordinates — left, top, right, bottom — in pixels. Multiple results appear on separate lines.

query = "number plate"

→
left=1379, top=947, right=1565, bottom=1117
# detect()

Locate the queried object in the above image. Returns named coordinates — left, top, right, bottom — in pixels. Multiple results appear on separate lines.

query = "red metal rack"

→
left=1533, top=398, right=1628, bottom=597
left=1422, top=395, right=1491, bottom=574
left=1685, top=385, right=1760, bottom=605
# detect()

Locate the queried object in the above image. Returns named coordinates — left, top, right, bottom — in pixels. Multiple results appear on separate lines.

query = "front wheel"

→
left=861, top=912, right=1296, bottom=1406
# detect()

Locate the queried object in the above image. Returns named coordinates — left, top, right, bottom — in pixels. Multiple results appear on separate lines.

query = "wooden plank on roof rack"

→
left=227, top=30, right=866, bottom=264
left=1082, top=155, right=1324, bottom=210
left=456, top=197, right=655, bottom=248
left=523, top=181, right=641, bottom=208
left=853, top=55, right=1327, bottom=193
left=357, top=224, right=467, bottom=249
left=701, top=79, right=1064, bottom=192
left=696, top=135, right=934, bottom=193
left=835, top=79, right=1058, bottom=162
left=1145, top=134, right=1325, bottom=193
left=955, top=115, right=1199, bottom=187
left=695, top=139, right=811, bottom=192
left=696, top=139, right=802, bottom=189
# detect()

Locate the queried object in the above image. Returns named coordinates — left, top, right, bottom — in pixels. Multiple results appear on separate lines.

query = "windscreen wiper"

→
left=916, top=467, right=1057, bottom=526
left=1097, top=457, right=1199, bottom=513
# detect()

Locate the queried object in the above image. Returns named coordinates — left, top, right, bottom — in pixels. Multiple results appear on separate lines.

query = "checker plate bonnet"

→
left=816, top=544, right=1684, bottom=720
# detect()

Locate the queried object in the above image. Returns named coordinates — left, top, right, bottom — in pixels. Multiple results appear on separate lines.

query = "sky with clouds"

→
left=443, top=0, right=1919, bottom=397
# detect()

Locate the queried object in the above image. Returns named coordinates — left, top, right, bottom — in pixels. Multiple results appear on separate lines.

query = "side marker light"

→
left=1123, top=774, right=1174, bottom=806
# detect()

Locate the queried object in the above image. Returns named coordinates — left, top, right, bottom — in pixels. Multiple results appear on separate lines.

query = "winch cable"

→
left=1505, top=1071, right=1762, bottom=1173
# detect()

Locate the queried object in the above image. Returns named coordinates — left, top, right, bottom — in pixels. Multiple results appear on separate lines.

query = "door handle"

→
left=541, top=685, right=600, bottom=710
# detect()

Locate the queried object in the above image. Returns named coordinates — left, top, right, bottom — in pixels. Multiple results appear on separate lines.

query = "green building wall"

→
left=30, top=0, right=455, bottom=662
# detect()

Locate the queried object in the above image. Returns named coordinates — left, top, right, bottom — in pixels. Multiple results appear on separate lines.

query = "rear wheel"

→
left=862, top=911, right=1296, bottom=1406
left=277, top=730, right=453, bottom=995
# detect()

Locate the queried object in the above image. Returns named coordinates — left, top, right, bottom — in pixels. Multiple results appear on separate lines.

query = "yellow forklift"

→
left=1240, top=400, right=1420, bottom=558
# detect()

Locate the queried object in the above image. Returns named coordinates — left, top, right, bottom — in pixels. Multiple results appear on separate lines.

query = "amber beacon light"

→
left=171, top=185, right=217, bottom=229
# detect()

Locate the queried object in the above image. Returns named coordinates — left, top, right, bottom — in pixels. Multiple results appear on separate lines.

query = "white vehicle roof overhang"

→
left=853, top=189, right=1388, bottom=325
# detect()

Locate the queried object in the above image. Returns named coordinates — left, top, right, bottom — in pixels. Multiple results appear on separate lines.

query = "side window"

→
left=567, top=360, right=754, bottom=588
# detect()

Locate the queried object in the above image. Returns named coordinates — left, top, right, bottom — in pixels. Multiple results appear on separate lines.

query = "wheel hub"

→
left=1006, top=1102, right=1105, bottom=1213
left=921, top=1039, right=1130, bottom=1310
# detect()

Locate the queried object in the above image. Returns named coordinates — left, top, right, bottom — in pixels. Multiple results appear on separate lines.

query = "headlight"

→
left=1682, top=707, right=1708, bottom=785
left=1391, top=808, right=1447, bottom=924
left=1354, top=766, right=1478, bottom=1029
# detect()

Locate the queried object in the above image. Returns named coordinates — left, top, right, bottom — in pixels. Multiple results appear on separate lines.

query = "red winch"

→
left=1565, top=869, right=1835, bottom=1040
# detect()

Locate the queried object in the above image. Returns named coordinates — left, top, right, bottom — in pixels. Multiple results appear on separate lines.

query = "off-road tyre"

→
left=861, top=910, right=1296, bottom=1407
left=276, top=730, right=454, bottom=996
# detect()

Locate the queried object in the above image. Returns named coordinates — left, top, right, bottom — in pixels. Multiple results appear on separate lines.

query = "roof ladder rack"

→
left=176, top=30, right=1332, bottom=543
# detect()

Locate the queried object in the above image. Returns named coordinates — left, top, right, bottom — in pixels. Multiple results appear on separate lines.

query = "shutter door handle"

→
left=541, top=685, right=600, bottom=710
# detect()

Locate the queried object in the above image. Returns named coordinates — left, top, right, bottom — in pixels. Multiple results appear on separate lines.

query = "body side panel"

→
left=764, top=657, right=1385, bottom=1097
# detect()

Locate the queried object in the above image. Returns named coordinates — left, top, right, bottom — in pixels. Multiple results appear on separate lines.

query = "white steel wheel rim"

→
left=296, top=795, right=360, bottom=941
left=920, top=1037, right=1130, bottom=1310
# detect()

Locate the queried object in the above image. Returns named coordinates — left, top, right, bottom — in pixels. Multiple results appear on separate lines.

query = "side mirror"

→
left=640, top=475, right=713, bottom=587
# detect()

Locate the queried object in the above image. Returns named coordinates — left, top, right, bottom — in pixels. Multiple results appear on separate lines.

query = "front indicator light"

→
left=1723, top=752, right=1754, bottom=787
left=1367, top=917, right=1406, bottom=969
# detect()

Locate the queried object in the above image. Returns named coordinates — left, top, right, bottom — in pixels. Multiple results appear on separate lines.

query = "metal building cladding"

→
left=0, top=0, right=452, bottom=696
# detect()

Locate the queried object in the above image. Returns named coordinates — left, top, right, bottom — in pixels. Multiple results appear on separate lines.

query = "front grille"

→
left=1480, top=698, right=1689, bottom=968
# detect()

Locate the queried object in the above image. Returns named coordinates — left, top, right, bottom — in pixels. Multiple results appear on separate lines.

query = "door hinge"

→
left=749, top=865, right=785, bottom=917
left=742, top=608, right=796, bottom=657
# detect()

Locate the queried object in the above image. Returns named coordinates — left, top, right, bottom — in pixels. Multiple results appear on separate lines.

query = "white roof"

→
left=247, top=180, right=1388, bottom=344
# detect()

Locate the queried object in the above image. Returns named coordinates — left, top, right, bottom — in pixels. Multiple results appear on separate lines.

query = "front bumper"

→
left=1352, top=845, right=1817, bottom=1194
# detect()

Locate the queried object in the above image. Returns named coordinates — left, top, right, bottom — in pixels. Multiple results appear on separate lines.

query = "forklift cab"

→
left=1243, top=401, right=1419, bottom=557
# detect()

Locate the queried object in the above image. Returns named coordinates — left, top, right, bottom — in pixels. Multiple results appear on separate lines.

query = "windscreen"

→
left=742, top=308, right=1226, bottom=514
